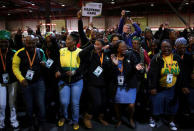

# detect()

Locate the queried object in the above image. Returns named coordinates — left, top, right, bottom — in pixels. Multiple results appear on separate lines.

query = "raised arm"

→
left=77, top=10, right=89, bottom=48
left=118, top=10, right=126, bottom=34
left=130, top=18, right=141, bottom=37
left=79, top=44, right=94, bottom=59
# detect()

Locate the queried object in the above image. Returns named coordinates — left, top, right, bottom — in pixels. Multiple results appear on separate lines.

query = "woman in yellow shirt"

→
left=148, top=39, right=182, bottom=131
left=55, top=32, right=83, bottom=130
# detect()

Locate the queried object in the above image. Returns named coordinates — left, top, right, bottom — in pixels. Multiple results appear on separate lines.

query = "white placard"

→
left=82, top=2, right=102, bottom=17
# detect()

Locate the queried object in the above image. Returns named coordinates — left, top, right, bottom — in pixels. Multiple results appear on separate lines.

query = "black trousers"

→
left=86, top=86, right=107, bottom=116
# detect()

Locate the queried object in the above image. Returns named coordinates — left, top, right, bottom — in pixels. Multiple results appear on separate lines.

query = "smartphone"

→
left=125, top=10, right=131, bottom=18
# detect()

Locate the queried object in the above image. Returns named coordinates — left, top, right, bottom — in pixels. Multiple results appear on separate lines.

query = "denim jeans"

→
left=0, top=82, right=19, bottom=128
left=23, top=79, right=46, bottom=125
left=150, top=86, right=178, bottom=116
left=59, top=79, right=83, bottom=124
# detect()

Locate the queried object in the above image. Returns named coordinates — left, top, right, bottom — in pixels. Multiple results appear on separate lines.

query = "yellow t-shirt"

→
left=160, top=54, right=180, bottom=88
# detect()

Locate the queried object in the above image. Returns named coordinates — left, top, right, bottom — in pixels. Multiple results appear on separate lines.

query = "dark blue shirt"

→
left=118, top=17, right=141, bottom=47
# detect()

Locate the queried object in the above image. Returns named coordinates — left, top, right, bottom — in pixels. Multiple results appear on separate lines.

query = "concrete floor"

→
left=15, top=115, right=194, bottom=131
left=19, top=121, right=194, bottom=131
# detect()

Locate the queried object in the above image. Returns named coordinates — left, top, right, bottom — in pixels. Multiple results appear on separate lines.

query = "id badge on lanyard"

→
left=25, top=49, right=36, bottom=81
left=26, top=70, right=35, bottom=80
left=93, top=66, right=103, bottom=77
left=164, top=55, right=173, bottom=84
left=46, top=58, right=54, bottom=68
left=166, top=74, right=173, bottom=84
left=0, top=49, right=9, bottom=84
left=2, top=73, right=9, bottom=84
left=93, top=53, right=104, bottom=77
left=118, top=75, right=124, bottom=86
left=117, top=59, right=124, bottom=86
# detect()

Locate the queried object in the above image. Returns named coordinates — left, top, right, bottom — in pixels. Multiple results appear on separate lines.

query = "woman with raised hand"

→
left=79, top=39, right=112, bottom=129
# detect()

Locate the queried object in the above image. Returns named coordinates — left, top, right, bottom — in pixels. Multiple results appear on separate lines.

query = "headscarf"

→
left=175, top=37, right=187, bottom=46
left=0, top=30, right=11, bottom=40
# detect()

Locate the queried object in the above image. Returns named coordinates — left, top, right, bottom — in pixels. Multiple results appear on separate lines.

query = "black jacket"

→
left=148, top=52, right=183, bottom=92
left=154, top=26, right=163, bottom=40
left=14, top=34, right=23, bottom=50
left=78, top=19, right=95, bottom=49
left=79, top=44, right=112, bottom=87
left=104, top=44, right=117, bottom=57
left=159, top=28, right=170, bottom=43
left=12, top=48, right=46, bottom=83
left=42, top=40, right=60, bottom=89
left=182, top=53, right=194, bottom=89
left=53, top=48, right=84, bottom=84
left=0, top=49, right=17, bottom=84
left=44, top=39, right=60, bottom=74
left=108, top=49, right=139, bottom=98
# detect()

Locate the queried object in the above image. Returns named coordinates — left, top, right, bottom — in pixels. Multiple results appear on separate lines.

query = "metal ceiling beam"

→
left=0, top=0, right=194, bottom=18
left=165, top=0, right=193, bottom=32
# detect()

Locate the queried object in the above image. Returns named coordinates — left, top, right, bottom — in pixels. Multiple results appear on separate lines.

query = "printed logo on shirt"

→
left=163, top=63, right=180, bottom=75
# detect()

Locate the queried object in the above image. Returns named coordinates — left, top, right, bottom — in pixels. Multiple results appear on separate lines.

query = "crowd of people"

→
left=0, top=10, right=194, bottom=131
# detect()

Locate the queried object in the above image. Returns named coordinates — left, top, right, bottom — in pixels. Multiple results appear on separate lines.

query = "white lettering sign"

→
left=82, top=3, right=102, bottom=17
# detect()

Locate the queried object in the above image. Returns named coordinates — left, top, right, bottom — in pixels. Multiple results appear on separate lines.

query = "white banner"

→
left=82, top=2, right=102, bottom=17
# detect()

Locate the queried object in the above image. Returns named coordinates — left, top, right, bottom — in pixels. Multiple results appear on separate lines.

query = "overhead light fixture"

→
left=32, top=3, right=35, bottom=6
left=185, top=2, right=189, bottom=5
left=61, top=4, right=65, bottom=7
left=150, top=3, right=154, bottom=7
left=111, top=0, right=115, bottom=4
left=2, top=5, right=6, bottom=8
left=8, top=13, right=11, bottom=16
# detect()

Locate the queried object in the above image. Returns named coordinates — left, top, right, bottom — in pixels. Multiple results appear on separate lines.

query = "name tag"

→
left=26, top=70, right=35, bottom=80
left=166, top=74, right=173, bottom=84
left=118, top=75, right=124, bottom=86
left=93, top=66, right=103, bottom=77
left=46, top=58, right=54, bottom=68
left=2, top=73, right=9, bottom=84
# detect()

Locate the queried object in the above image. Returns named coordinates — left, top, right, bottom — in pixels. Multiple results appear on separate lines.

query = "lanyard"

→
left=151, top=49, right=155, bottom=55
left=146, top=39, right=152, bottom=48
left=99, top=53, right=104, bottom=66
left=26, top=48, right=36, bottom=69
left=0, top=48, right=8, bottom=72
left=163, top=54, right=173, bottom=73
left=117, top=57, right=124, bottom=73
left=152, top=50, right=155, bottom=55
left=118, top=63, right=123, bottom=73
left=46, top=49, right=50, bottom=58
